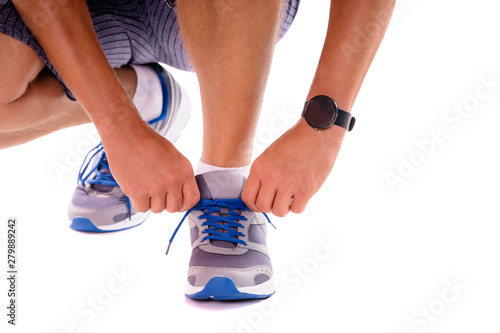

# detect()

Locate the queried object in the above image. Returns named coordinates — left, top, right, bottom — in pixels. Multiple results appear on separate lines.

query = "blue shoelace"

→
left=78, top=143, right=133, bottom=218
left=166, top=198, right=275, bottom=255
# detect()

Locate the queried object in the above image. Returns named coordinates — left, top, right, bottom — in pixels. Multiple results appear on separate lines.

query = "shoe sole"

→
left=70, top=212, right=149, bottom=233
left=185, top=277, right=275, bottom=300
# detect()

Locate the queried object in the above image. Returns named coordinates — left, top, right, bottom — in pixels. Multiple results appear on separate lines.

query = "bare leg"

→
left=0, top=33, right=137, bottom=147
left=177, top=0, right=284, bottom=167
left=0, top=106, right=88, bottom=149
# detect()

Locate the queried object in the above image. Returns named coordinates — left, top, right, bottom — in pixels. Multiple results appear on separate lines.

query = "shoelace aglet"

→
left=165, top=208, right=193, bottom=255
left=263, top=213, right=277, bottom=229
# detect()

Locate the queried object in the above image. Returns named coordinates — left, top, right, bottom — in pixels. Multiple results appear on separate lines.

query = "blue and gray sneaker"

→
left=167, top=171, right=276, bottom=300
left=67, top=63, right=191, bottom=232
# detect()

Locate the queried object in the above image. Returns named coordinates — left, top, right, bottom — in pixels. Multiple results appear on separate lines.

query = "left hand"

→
left=242, top=117, right=346, bottom=217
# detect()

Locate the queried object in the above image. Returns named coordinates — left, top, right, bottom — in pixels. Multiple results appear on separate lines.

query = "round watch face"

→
left=304, top=95, right=338, bottom=129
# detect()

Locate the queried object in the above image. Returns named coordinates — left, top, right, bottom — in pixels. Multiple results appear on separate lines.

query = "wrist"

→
left=306, top=82, right=355, bottom=113
left=93, top=102, right=147, bottom=139
left=296, top=117, right=345, bottom=151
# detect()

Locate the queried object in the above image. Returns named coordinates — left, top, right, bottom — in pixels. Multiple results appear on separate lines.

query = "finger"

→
left=272, top=191, right=293, bottom=217
left=149, top=194, right=166, bottom=214
left=255, top=185, right=277, bottom=213
left=242, top=177, right=261, bottom=212
left=290, top=194, right=309, bottom=214
left=130, top=195, right=149, bottom=213
left=180, top=178, right=200, bottom=211
left=165, top=187, right=183, bottom=213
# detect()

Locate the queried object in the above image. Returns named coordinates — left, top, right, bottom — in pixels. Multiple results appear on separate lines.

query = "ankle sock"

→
left=196, top=160, right=251, bottom=179
left=130, top=64, right=163, bottom=122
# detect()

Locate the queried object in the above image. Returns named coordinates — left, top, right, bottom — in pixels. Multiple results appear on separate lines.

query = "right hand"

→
left=101, top=120, right=200, bottom=214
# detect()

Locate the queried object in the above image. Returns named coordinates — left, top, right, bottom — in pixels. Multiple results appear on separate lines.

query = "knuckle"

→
left=183, top=194, right=198, bottom=210
left=282, top=177, right=295, bottom=188
left=255, top=202, right=271, bottom=213
left=250, top=159, right=268, bottom=176
left=150, top=205, right=164, bottom=214
left=181, top=160, right=194, bottom=173
left=164, top=173, right=179, bottom=186
left=265, top=169, right=279, bottom=182
left=297, top=183, right=312, bottom=195
left=241, top=190, right=251, bottom=203
left=165, top=206, right=176, bottom=213
left=272, top=208, right=287, bottom=218
left=290, top=205, right=305, bottom=214
left=187, top=195, right=199, bottom=208
left=179, top=204, right=189, bottom=212
left=166, top=200, right=182, bottom=213
left=250, top=159, right=263, bottom=172
left=129, top=193, right=149, bottom=212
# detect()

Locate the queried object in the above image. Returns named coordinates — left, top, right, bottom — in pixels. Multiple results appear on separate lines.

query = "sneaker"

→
left=67, top=63, right=191, bottom=232
left=167, top=171, right=276, bottom=300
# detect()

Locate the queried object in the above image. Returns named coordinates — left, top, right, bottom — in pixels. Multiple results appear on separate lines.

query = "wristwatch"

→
left=301, top=95, right=355, bottom=131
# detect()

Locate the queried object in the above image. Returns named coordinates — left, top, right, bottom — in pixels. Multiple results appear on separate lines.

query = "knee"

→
left=0, top=77, right=30, bottom=105
left=0, top=33, right=44, bottom=104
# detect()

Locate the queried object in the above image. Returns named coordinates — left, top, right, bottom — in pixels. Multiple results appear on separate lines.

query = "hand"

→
left=242, top=118, right=345, bottom=217
left=101, top=121, right=200, bottom=213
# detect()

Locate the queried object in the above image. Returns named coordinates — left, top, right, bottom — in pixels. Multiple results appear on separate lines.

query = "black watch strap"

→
left=332, top=108, right=355, bottom=131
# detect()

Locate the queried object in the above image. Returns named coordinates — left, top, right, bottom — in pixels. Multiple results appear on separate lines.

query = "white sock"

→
left=130, top=64, right=163, bottom=122
left=196, top=160, right=251, bottom=178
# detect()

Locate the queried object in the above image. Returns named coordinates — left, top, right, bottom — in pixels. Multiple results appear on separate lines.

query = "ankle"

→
left=129, top=64, right=163, bottom=122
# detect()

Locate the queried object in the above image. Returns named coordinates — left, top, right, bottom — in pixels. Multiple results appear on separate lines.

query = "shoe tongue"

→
left=195, top=171, right=246, bottom=249
left=92, top=177, right=113, bottom=192
left=91, top=158, right=114, bottom=193
left=195, top=171, right=246, bottom=200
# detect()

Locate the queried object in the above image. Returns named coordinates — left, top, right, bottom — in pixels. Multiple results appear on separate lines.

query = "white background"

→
left=1, top=0, right=500, bottom=332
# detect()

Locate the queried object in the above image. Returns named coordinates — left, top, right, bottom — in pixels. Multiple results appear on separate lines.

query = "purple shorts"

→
left=0, top=0, right=300, bottom=100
